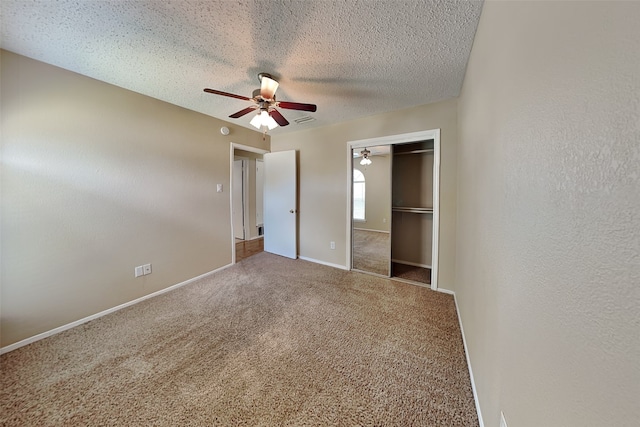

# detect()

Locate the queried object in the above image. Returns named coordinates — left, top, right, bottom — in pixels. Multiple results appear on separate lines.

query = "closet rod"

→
left=392, top=207, right=433, bottom=213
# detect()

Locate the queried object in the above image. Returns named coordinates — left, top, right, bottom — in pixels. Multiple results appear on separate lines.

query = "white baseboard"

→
left=389, top=276, right=432, bottom=289
left=391, top=259, right=432, bottom=269
left=298, top=256, right=349, bottom=271
left=450, top=290, right=485, bottom=427
left=0, top=263, right=233, bottom=355
left=353, top=228, right=390, bottom=234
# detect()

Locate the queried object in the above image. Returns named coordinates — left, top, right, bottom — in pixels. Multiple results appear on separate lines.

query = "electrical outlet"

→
left=383, top=218, right=387, bottom=223
left=330, top=241, right=336, bottom=250
left=500, top=411, right=508, bottom=427
left=134, top=266, right=144, bottom=278
left=143, top=263, right=152, bottom=275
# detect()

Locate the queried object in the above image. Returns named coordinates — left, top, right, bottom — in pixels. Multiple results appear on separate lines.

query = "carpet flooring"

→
left=0, top=252, right=478, bottom=426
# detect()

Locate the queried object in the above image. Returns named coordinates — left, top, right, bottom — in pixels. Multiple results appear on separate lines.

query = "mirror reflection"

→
left=352, top=145, right=391, bottom=276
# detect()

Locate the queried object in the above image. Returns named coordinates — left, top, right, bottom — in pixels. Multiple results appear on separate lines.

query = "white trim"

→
left=435, top=287, right=455, bottom=295
left=233, top=157, right=250, bottom=240
left=230, top=143, right=269, bottom=264
left=346, top=129, right=440, bottom=290
left=348, top=129, right=440, bottom=148
left=450, top=291, right=485, bottom=427
left=500, top=411, right=508, bottom=427
left=346, top=144, right=354, bottom=268
left=431, top=129, right=441, bottom=292
left=353, top=228, right=390, bottom=234
left=298, top=256, right=349, bottom=271
left=391, top=259, right=432, bottom=269
left=231, top=143, right=269, bottom=155
left=0, top=263, right=233, bottom=355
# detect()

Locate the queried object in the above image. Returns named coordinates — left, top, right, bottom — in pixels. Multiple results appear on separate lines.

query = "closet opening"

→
left=346, top=129, right=440, bottom=290
left=391, top=140, right=434, bottom=286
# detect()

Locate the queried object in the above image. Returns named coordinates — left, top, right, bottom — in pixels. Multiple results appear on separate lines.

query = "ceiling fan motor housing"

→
left=252, top=88, right=275, bottom=104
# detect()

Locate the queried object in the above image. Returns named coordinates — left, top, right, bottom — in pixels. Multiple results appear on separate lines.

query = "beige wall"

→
left=271, top=99, right=457, bottom=286
left=354, top=153, right=391, bottom=233
left=456, top=2, right=640, bottom=426
left=0, top=50, right=269, bottom=347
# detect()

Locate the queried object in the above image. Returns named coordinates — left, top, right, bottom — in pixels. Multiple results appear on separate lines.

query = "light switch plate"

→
left=135, top=266, right=144, bottom=277
left=143, top=264, right=152, bottom=275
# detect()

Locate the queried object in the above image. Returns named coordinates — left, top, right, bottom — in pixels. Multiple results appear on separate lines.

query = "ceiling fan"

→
left=204, top=73, right=317, bottom=130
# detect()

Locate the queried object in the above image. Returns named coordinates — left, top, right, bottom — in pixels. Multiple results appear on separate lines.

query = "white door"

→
left=264, top=150, right=297, bottom=259
left=232, top=159, right=245, bottom=240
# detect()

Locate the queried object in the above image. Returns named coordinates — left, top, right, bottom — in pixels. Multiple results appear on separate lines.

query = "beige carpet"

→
left=352, top=229, right=390, bottom=276
left=0, top=252, right=478, bottom=426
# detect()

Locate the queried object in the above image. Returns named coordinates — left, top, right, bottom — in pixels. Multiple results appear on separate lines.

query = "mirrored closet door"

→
left=351, top=145, right=392, bottom=276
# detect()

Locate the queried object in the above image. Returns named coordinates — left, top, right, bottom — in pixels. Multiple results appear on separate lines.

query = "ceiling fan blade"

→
left=203, top=88, right=251, bottom=101
left=229, top=106, right=257, bottom=118
left=277, top=101, right=317, bottom=112
left=270, top=109, right=290, bottom=127
left=260, top=75, right=279, bottom=100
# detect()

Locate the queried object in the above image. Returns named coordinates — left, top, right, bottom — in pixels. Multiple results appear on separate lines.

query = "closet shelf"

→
left=392, top=207, right=433, bottom=214
left=393, top=148, right=434, bottom=156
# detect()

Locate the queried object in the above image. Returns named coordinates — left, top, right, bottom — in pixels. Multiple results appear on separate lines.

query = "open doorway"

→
left=230, top=143, right=269, bottom=263
left=233, top=158, right=248, bottom=240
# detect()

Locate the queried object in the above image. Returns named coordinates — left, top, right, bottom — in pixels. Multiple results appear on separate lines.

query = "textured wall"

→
left=1, top=51, right=268, bottom=347
left=271, top=99, right=458, bottom=288
left=456, top=2, right=640, bottom=426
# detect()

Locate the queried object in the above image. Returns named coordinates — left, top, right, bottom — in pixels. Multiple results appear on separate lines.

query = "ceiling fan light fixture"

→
left=360, top=148, right=372, bottom=165
left=265, top=112, right=279, bottom=130
left=250, top=110, right=279, bottom=130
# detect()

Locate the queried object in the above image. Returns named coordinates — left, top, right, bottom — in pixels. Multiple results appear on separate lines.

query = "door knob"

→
left=290, top=209, right=295, bottom=213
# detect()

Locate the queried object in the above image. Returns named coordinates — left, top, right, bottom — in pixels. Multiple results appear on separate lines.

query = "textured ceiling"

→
left=0, top=0, right=483, bottom=134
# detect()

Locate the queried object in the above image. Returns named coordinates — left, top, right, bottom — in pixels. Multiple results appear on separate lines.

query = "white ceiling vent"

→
left=294, top=116, right=316, bottom=125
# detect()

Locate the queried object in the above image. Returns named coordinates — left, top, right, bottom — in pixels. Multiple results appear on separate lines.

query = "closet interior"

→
left=391, top=140, right=434, bottom=285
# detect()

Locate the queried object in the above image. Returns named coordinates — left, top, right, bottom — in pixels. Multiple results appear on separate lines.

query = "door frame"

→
left=233, top=158, right=249, bottom=240
left=346, top=129, right=441, bottom=291
left=230, top=143, right=269, bottom=264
